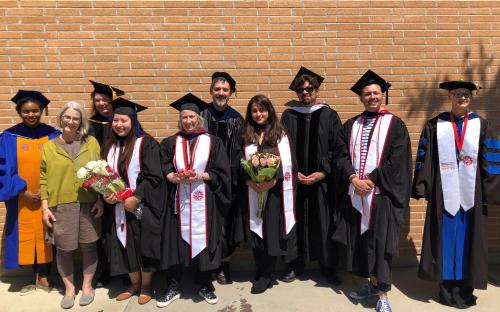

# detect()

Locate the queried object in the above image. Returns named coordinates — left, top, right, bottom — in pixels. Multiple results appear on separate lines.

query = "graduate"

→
left=87, top=80, right=124, bottom=145
left=158, top=93, right=231, bottom=307
left=201, top=71, right=244, bottom=284
left=280, top=67, right=343, bottom=284
left=102, top=98, right=164, bottom=305
left=333, top=70, right=412, bottom=312
left=0, top=90, right=60, bottom=294
left=87, top=81, right=124, bottom=288
left=412, top=80, right=500, bottom=308
left=240, top=95, right=297, bottom=294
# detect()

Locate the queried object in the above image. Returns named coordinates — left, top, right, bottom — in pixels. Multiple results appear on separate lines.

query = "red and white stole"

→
left=107, top=137, right=144, bottom=248
left=437, top=114, right=480, bottom=216
left=174, top=134, right=211, bottom=258
left=244, top=134, right=296, bottom=239
left=349, top=113, right=393, bottom=234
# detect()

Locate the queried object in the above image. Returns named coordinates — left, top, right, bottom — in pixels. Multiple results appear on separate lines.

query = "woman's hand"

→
left=188, top=171, right=209, bottom=183
left=247, top=179, right=276, bottom=194
left=104, top=193, right=118, bottom=204
left=91, top=199, right=104, bottom=218
left=123, top=196, right=139, bottom=213
left=21, top=189, right=41, bottom=203
left=42, top=209, right=56, bottom=228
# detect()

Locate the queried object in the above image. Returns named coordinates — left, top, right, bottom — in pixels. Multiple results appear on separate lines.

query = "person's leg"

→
left=198, top=269, right=218, bottom=304
left=251, top=249, right=276, bottom=294
left=80, top=243, right=98, bottom=294
left=156, top=265, right=182, bottom=308
left=137, top=271, right=153, bottom=304
left=116, top=271, right=141, bottom=301
left=56, top=248, right=75, bottom=297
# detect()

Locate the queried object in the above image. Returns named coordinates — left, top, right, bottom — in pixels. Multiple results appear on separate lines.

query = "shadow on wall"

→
left=406, top=43, right=498, bottom=122
left=396, top=42, right=500, bottom=302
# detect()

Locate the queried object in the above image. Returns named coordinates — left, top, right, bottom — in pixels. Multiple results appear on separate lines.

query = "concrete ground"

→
left=1, top=265, right=500, bottom=312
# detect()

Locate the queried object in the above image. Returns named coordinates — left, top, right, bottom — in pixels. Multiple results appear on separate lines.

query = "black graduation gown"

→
left=105, top=136, right=165, bottom=276
left=159, top=133, right=231, bottom=272
left=280, top=105, right=342, bottom=266
left=332, top=114, right=412, bottom=286
left=88, top=114, right=111, bottom=146
left=239, top=143, right=298, bottom=262
left=201, top=105, right=244, bottom=256
left=411, top=113, right=500, bottom=290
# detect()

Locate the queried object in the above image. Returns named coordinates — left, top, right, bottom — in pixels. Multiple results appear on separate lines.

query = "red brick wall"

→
left=1, top=1, right=499, bottom=261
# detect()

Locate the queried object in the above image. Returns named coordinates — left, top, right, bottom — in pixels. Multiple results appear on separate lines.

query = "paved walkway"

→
left=1, top=266, right=499, bottom=312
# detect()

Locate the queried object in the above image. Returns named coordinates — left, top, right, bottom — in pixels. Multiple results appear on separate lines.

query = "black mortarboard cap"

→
left=89, top=80, right=125, bottom=100
left=110, top=97, right=147, bottom=116
left=11, top=90, right=50, bottom=109
left=439, top=80, right=480, bottom=91
left=211, top=72, right=236, bottom=93
left=170, top=93, right=209, bottom=115
left=289, top=66, right=325, bottom=91
left=351, top=70, right=391, bottom=105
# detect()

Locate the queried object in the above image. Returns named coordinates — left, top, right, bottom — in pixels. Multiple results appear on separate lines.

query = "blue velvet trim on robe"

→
left=485, top=138, right=500, bottom=149
left=484, top=152, right=500, bottom=162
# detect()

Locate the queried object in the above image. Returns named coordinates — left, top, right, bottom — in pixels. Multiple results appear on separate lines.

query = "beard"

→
left=212, top=96, right=228, bottom=108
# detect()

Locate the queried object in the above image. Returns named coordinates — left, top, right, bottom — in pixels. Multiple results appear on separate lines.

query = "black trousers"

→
left=253, top=248, right=277, bottom=278
left=32, top=248, right=51, bottom=277
left=166, top=264, right=212, bottom=290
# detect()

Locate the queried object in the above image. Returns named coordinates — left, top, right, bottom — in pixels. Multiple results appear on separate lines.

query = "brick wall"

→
left=1, top=1, right=499, bottom=262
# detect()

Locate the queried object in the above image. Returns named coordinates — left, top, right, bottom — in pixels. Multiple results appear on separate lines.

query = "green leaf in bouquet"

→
left=241, top=160, right=258, bottom=181
left=256, top=167, right=278, bottom=182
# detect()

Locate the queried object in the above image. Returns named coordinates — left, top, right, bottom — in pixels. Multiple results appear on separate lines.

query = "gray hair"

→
left=177, top=112, right=206, bottom=131
left=56, top=101, right=89, bottom=136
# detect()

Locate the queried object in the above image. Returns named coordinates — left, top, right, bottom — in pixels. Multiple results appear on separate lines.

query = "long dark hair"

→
left=103, top=114, right=138, bottom=171
left=244, top=95, right=282, bottom=146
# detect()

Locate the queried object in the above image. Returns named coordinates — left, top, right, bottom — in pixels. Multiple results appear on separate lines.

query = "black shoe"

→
left=452, top=286, right=469, bottom=309
left=198, top=286, right=218, bottom=304
left=251, top=277, right=273, bottom=294
left=280, top=270, right=296, bottom=283
left=156, top=286, right=180, bottom=308
left=325, top=269, right=342, bottom=286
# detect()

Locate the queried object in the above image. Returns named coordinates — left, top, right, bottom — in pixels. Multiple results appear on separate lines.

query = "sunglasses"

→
left=451, top=92, right=472, bottom=99
left=296, top=86, right=315, bottom=93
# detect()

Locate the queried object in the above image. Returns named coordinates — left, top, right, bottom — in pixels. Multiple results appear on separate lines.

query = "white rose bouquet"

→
left=77, top=160, right=133, bottom=200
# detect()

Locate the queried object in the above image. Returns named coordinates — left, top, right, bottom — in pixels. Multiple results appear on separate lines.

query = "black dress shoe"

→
left=280, top=270, right=296, bottom=283
left=327, top=273, right=342, bottom=286
left=251, top=277, right=273, bottom=294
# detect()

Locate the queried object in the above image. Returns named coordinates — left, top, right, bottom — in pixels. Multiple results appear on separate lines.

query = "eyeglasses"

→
left=296, top=86, right=315, bottom=93
left=62, top=115, right=81, bottom=122
left=451, top=92, right=471, bottom=99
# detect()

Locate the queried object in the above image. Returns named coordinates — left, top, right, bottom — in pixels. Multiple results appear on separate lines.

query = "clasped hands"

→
left=247, top=178, right=276, bottom=194
left=167, top=169, right=209, bottom=185
left=298, top=171, right=326, bottom=185
left=350, top=175, right=375, bottom=196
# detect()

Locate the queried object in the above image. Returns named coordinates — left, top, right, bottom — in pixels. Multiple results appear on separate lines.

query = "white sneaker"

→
left=198, top=286, right=218, bottom=304
left=376, top=298, right=393, bottom=312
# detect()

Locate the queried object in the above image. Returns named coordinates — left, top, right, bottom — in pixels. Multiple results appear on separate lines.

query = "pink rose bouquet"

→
left=241, top=152, right=281, bottom=218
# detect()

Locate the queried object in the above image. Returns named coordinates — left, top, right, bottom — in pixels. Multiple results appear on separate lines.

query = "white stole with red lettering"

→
left=349, top=114, right=393, bottom=234
left=244, top=134, right=295, bottom=239
left=174, top=134, right=211, bottom=258
left=107, top=137, right=144, bottom=248
left=437, top=116, right=480, bottom=216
